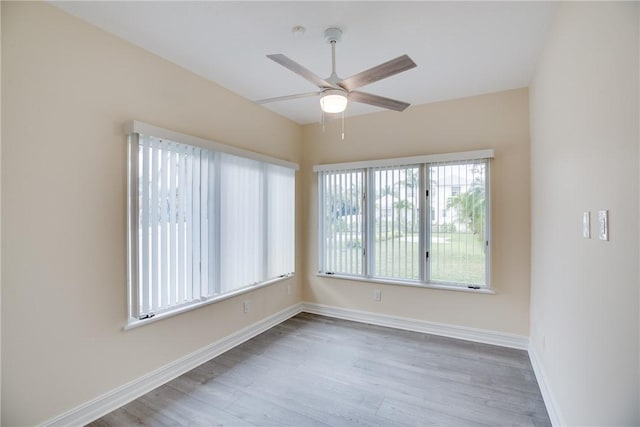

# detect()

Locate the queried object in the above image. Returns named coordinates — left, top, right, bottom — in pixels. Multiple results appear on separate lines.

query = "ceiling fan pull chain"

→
left=341, top=111, right=345, bottom=141
left=321, top=110, right=326, bottom=133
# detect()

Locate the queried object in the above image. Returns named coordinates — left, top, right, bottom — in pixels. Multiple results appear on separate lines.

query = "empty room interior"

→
left=2, top=1, right=639, bottom=426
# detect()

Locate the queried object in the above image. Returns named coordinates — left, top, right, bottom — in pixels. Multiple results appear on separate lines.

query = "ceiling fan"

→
left=255, top=27, right=417, bottom=115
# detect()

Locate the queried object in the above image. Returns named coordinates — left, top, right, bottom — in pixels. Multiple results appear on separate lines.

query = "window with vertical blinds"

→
left=136, top=137, right=210, bottom=318
left=428, top=160, right=488, bottom=286
left=371, top=165, right=421, bottom=281
left=318, top=170, right=365, bottom=276
left=128, top=122, right=296, bottom=325
left=315, top=150, right=491, bottom=290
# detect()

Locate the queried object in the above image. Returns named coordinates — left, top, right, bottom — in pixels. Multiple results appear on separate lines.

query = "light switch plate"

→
left=582, top=212, right=590, bottom=238
left=598, top=210, right=608, bottom=241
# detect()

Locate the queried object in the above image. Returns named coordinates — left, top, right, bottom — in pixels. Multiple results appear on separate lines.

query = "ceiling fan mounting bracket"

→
left=324, top=27, right=343, bottom=44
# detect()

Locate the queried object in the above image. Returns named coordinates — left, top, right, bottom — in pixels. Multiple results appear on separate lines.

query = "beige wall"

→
left=302, top=88, right=531, bottom=335
left=529, top=2, right=639, bottom=425
left=1, top=3, right=302, bottom=425
left=11, top=2, right=638, bottom=426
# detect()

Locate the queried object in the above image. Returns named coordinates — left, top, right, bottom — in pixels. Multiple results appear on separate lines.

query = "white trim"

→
left=313, top=149, right=494, bottom=172
left=41, top=302, right=538, bottom=426
left=315, top=273, right=495, bottom=294
left=125, top=275, right=295, bottom=330
left=40, top=303, right=303, bottom=427
left=528, top=345, right=564, bottom=427
left=125, top=121, right=299, bottom=171
left=300, top=302, right=528, bottom=349
left=484, top=159, right=492, bottom=287
left=126, top=134, right=139, bottom=320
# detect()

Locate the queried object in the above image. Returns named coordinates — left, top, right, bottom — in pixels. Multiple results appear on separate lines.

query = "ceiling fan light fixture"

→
left=320, top=89, right=348, bottom=113
left=256, top=26, right=416, bottom=118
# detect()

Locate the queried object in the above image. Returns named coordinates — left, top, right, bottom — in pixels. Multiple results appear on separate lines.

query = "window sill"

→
left=315, top=273, right=495, bottom=295
left=125, top=274, right=295, bottom=330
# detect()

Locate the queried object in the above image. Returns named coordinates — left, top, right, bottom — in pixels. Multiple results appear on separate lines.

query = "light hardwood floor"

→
left=88, top=313, right=550, bottom=426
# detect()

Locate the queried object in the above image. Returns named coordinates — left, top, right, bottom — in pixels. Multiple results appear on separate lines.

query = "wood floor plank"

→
left=137, top=384, right=254, bottom=426
left=376, top=397, right=489, bottom=427
left=222, top=391, right=332, bottom=427
left=87, top=313, right=550, bottom=426
left=166, top=372, right=242, bottom=410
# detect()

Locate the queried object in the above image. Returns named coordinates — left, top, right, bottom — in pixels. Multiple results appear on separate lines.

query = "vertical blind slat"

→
left=139, top=138, right=150, bottom=315
left=185, top=147, right=194, bottom=302
left=168, top=144, right=177, bottom=307
left=211, top=152, right=219, bottom=295
left=177, top=146, right=186, bottom=304
left=160, top=140, right=169, bottom=309
left=200, top=153, right=209, bottom=298
left=150, top=139, right=159, bottom=311
left=192, top=150, right=201, bottom=300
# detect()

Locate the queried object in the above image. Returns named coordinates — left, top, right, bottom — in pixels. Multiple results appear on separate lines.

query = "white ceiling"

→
left=53, top=1, right=557, bottom=125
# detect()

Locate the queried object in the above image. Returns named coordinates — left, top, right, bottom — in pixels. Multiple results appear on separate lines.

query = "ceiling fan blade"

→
left=338, top=55, right=417, bottom=91
left=348, top=91, right=411, bottom=112
left=254, top=91, right=320, bottom=105
left=267, top=54, right=332, bottom=89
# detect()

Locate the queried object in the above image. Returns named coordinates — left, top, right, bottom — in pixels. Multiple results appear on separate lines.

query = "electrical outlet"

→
left=243, top=300, right=250, bottom=313
left=373, top=289, right=382, bottom=302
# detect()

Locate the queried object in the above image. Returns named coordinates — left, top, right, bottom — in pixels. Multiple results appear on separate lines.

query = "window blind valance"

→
left=313, top=149, right=493, bottom=172
left=126, top=121, right=299, bottom=171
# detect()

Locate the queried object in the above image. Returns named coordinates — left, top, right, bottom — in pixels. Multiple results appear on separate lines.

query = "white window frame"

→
left=126, top=121, right=298, bottom=329
left=317, top=168, right=366, bottom=278
left=315, top=150, right=493, bottom=293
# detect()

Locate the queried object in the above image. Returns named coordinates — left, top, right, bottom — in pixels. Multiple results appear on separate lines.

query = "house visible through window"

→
left=127, top=123, right=296, bottom=324
left=316, top=151, right=491, bottom=289
left=429, top=160, right=488, bottom=286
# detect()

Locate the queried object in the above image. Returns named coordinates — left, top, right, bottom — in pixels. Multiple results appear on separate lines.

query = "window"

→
left=319, top=170, right=364, bottom=276
left=429, top=160, right=488, bottom=286
left=316, top=150, right=491, bottom=290
left=127, top=122, right=296, bottom=324
left=371, top=166, right=420, bottom=280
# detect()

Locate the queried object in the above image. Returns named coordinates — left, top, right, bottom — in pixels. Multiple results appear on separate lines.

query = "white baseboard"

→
left=41, top=302, right=533, bottom=426
left=300, top=302, right=529, bottom=350
left=528, top=345, right=563, bottom=426
left=41, top=303, right=303, bottom=427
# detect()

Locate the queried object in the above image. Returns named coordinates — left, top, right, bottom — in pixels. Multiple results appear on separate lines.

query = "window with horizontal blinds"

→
left=316, top=150, right=491, bottom=290
left=128, top=125, right=296, bottom=324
